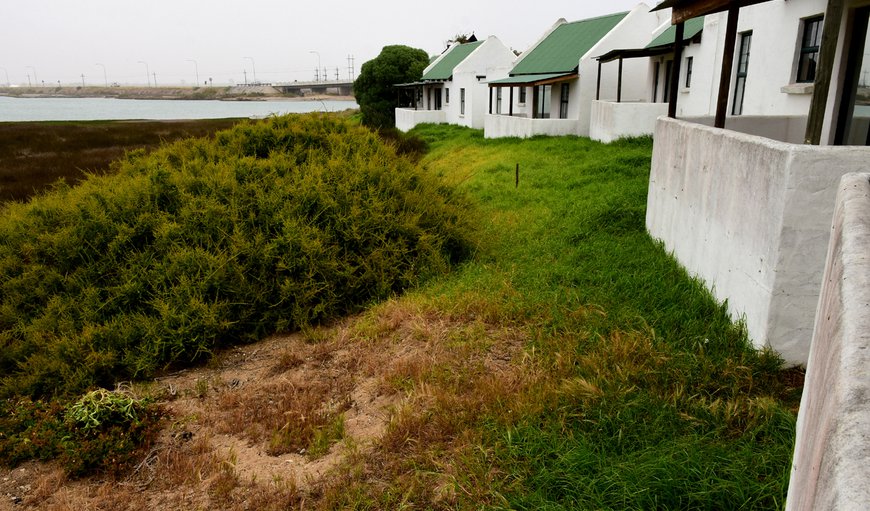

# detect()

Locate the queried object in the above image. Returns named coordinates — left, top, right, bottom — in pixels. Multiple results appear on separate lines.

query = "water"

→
left=0, top=96, right=358, bottom=122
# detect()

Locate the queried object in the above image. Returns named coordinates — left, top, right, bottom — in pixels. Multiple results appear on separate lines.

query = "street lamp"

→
left=95, top=63, right=108, bottom=87
left=186, top=59, right=199, bottom=86
left=243, top=56, right=257, bottom=84
left=137, top=61, right=150, bottom=87
left=309, top=51, right=321, bottom=82
left=25, top=66, right=38, bottom=86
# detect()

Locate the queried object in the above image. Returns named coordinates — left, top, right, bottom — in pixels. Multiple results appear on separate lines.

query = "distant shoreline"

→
left=0, top=85, right=355, bottom=102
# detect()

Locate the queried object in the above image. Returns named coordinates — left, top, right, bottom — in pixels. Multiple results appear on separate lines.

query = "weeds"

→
left=0, top=114, right=477, bottom=401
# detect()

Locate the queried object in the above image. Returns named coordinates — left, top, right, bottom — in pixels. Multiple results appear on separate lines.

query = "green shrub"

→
left=0, top=114, right=476, bottom=400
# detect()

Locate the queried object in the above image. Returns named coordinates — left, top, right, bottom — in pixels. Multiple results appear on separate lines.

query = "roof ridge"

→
left=563, top=10, right=630, bottom=26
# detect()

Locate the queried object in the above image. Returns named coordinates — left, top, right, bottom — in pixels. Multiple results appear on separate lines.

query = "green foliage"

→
left=0, top=114, right=476, bottom=400
left=353, top=45, right=430, bottom=129
left=0, top=390, right=161, bottom=477
left=391, top=124, right=800, bottom=509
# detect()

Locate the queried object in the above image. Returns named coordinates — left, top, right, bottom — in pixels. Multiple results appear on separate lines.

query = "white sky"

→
left=2, top=0, right=648, bottom=87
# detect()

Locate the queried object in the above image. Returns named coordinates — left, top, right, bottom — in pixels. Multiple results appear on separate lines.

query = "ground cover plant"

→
left=0, top=119, right=242, bottom=202
left=308, top=125, right=803, bottom=509
left=0, top=114, right=475, bottom=472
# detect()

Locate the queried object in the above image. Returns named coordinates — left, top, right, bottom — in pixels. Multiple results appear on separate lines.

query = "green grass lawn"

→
left=325, top=124, right=802, bottom=509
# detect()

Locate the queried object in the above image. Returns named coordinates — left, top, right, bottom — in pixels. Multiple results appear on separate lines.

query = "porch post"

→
left=597, top=60, right=602, bottom=100
left=714, top=7, right=740, bottom=128
left=617, top=57, right=624, bottom=103
left=509, top=87, right=514, bottom=116
left=489, top=87, right=493, bottom=114
left=805, top=0, right=845, bottom=145
left=668, top=21, right=685, bottom=118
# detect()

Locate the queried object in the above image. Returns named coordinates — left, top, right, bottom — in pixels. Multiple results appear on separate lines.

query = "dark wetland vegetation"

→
left=0, top=119, right=242, bottom=202
left=0, top=117, right=802, bottom=509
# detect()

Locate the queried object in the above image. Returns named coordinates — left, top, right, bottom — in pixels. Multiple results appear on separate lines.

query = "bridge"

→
left=273, top=80, right=354, bottom=96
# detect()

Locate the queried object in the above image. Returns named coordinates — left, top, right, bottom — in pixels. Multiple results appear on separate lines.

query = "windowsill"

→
left=680, top=88, right=691, bottom=93
left=781, top=83, right=814, bottom=95
left=518, top=102, right=526, bottom=106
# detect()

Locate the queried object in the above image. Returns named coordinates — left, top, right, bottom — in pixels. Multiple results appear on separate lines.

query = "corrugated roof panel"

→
left=421, top=40, right=484, bottom=81
left=646, top=16, right=705, bottom=48
left=510, top=12, right=628, bottom=75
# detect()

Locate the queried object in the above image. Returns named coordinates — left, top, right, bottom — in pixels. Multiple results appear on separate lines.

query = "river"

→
left=0, top=96, right=358, bottom=122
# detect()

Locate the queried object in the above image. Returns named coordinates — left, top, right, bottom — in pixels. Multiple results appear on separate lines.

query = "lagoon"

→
left=0, top=96, right=358, bottom=122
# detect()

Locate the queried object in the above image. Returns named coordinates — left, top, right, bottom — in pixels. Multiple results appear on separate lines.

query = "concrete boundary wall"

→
left=786, top=173, right=870, bottom=510
left=395, top=108, right=446, bottom=132
left=484, top=113, right=579, bottom=139
left=646, top=117, right=870, bottom=364
left=589, top=100, right=668, bottom=143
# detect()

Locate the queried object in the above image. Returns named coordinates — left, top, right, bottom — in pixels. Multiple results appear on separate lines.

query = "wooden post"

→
left=515, top=163, right=519, bottom=188
left=668, top=21, right=685, bottom=118
left=617, top=57, right=624, bottom=103
left=489, top=87, right=493, bottom=114
left=805, top=0, right=845, bottom=145
left=715, top=7, right=740, bottom=128
left=596, top=60, right=602, bottom=100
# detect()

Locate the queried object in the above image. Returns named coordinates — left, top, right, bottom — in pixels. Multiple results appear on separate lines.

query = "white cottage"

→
left=395, top=36, right=515, bottom=131
left=484, top=4, right=661, bottom=138
left=642, top=1, right=870, bottom=505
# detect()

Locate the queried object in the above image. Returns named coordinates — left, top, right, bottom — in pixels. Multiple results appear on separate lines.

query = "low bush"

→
left=0, top=114, right=476, bottom=400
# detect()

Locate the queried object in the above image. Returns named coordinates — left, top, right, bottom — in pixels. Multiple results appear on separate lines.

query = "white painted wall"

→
left=452, top=36, right=515, bottom=129
left=483, top=113, right=579, bottom=138
left=647, top=117, right=870, bottom=365
left=395, top=108, right=446, bottom=132
left=589, top=100, right=667, bottom=142
left=576, top=3, right=662, bottom=136
left=787, top=173, right=870, bottom=511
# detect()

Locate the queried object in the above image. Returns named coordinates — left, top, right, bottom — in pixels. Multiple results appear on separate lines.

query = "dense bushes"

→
left=0, top=114, right=476, bottom=400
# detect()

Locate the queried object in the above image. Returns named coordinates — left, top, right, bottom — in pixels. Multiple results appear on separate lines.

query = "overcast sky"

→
left=2, top=0, right=650, bottom=87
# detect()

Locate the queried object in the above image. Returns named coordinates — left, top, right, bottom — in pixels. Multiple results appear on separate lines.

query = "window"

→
left=434, top=88, right=442, bottom=111
left=496, top=87, right=503, bottom=114
left=559, top=83, right=570, bottom=119
left=732, top=31, right=752, bottom=115
left=797, top=16, right=824, bottom=83
left=685, top=56, right=693, bottom=88
left=519, top=86, right=526, bottom=104
left=534, top=85, right=551, bottom=118
left=460, top=88, right=465, bottom=115
left=653, top=62, right=660, bottom=102
left=446, top=88, right=450, bottom=104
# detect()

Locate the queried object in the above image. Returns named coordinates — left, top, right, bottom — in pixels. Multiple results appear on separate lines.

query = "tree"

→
left=354, top=45, right=430, bottom=129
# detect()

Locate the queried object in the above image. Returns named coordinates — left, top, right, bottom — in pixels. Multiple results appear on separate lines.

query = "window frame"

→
left=796, top=15, right=824, bottom=84
left=460, top=88, right=465, bottom=115
left=559, top=83, right=570, bottom=119
left=732, top=31, right=752, bottom=116
left=518, top=86, right=526, bottom=104
left=685, top=56, right=693, bottom=89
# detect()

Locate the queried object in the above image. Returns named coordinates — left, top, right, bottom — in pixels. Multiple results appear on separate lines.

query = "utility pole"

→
left=347, top=55, right=355, bottom=81
left=335, top=67, right=339, bottom=80
left=138, top=61, right=150, bottom=87
left=81, top=74, right=85, bottom=87
left=186, top=59, right=199, bottom=86
left=153, top=72, right=157, bottom=87
left=314, top=68, right=319, bottom=82
left=244, top=57, right=256, bottom=84
left=243, top=69, right=247, bottom=85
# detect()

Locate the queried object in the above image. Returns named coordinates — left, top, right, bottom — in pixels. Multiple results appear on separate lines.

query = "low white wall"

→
left=647, top=117, right=870, bottom=365
left=787, top=173, right=870, bottom=511
left=589, top=100, right=668, bottom=143
left=395, top=108, right=446, bottom=132
left=484, top=113, right=579, bottom=139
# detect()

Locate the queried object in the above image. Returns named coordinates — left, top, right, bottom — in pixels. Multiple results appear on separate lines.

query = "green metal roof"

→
left=421, top=40, right=484, bottom=81
left=646, top=16, right=705, bottom=49
left=510, top=12, right=628, bottom=75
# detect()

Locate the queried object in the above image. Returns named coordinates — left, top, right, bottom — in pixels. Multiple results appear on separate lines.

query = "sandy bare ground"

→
left=0, top=302, right=528, bottom=510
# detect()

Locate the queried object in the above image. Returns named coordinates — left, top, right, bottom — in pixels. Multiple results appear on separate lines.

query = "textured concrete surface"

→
left=589, top=100, right=667, bottom=143
left=646, top=117, right=870, bottom=364
left=787, top=173, right=870, bottom=510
